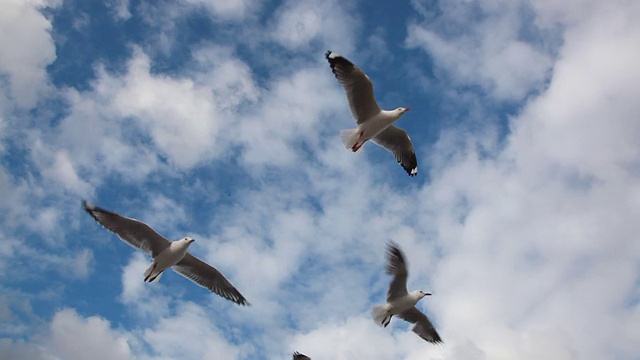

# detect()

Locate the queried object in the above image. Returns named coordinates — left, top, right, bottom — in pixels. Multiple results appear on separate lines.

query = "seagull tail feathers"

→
left=143, top=262, right=162, bottom=282
left=340, top=128, right=360, bottom=151
left=371, top=304, right=391, bottom=327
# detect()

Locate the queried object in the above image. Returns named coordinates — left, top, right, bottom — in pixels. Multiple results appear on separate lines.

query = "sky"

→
left=1, top=0, right=639, bottom=359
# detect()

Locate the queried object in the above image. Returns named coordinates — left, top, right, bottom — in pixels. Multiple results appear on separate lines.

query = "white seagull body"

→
left=325, top=50, right=418, bottom=176
left=371, top=242, right=442, bottom=344
left=82, top=200, right=248, bottom=306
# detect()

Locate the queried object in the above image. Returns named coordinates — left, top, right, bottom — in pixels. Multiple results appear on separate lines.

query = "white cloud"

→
left=0, top=0, right=57, bottom=109
left=139, top=194, right=188, bottom=236
left=111, top=52, right=224, bottom=169
left=120, top=253, right=149, bottom=304
left=106, top=0, right=131, bottom=20
left=289, top=316, right=401, bottom=359
left=119, top=253, right=171, bottom=321
left=406, top=0, right=555, bottom=101
left=190, top=46, right=260, bottom=110
left=106, top=48, right=257, bottom=170
left=38, top=149, right=93, bottom=197
left=0, top=165, right=30, bottom=228
left=237, top=67, right=344, bottom=169
left=46, top=308, right=133, bottom=360
left=401, top=1, right=640, bottom=358
left=184, top=0, right=260, bottom=20
left=271, top=0, right=358, bottom=53
left=142, top=302, right=242, bottom=359
left=27, top=46, right=259, bottom=191
left=0, top=338, right=52, bottom=360
left=17, top=247, right=95, bottom=280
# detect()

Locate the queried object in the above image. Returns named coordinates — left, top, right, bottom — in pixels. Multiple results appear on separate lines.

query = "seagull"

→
left=371, top=242, right=442, bottom=344
left=325, top=50, right=418, bottom=176
left=292, top=352, right=311, bottom=360
left=82, top=200, right=249, bottom=306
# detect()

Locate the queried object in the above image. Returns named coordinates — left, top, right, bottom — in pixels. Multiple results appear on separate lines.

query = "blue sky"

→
left=1, top=0, right=640, bottom=359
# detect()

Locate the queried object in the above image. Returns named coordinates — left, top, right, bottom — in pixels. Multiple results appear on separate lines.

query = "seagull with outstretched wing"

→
left=371, top=242, right=442, bottom=344
left=325, top=50, right=418, bottom=176
left=82, top=200, right=248, bottom=306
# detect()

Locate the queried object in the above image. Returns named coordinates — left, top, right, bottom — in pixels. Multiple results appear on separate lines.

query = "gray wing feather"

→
left=293, top=352, right=311, bottom=360
left=397, top=307, right=443, bottom=344
left=174, top=253, right=249, bottom=306
left=372, top=125, right=418, bottom=176
left=386, top=242, right=409, bottom=302
left=325, top=51, right=381, bottom=124
left=82, top=200, right=170, bottom=257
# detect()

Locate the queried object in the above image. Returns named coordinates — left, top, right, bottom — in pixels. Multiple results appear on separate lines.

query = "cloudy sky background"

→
left=1, top=0, right=639, bottom=359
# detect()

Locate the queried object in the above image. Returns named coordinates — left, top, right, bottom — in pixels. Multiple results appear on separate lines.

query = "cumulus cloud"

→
left=406, top=0, right=556, bottom=101
left=236, top=67, right=344, bottom=169
left=45, top=309, right=133, bottom=360
left=184, top=0, right=261, bottom=20
left=107, top=48, right=257, bottom=170
left=0, top=0, right=57, bottom=109
left=399, top=1, right=640, bottom=359
left=0, top=338, right=52, bottom=360
left=143, top=302, right=242, bottom=359
left=289, top=316, right=400, bottom=359
left=271, top=0, right=358, bottom=53
left=119, top=253, right=173, bottom=322
left=106, top=0, right=131, bottom=20
left=111, top=51, right=226, bottom=169
left=27, top=46, right=259, bottom=192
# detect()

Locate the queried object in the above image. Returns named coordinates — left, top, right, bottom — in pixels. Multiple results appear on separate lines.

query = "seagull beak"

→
left=425, top=292, right=432, bottom=296
left=404, top=107, right=411, bottom=112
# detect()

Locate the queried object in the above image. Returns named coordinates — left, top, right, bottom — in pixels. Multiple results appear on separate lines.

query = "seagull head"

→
left=419, top=290, right=432, bottom=298
left=183, top=237, right=195, bottom=244
left=396, top=107, right=411, bottom=115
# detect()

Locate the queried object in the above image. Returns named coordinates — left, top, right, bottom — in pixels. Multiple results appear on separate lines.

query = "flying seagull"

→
left=82, top=200, right=248, bottom=306
left=325, top=50, right=418, bottom=176
left=371, top=242, right=442, bottom=344
left=292, top=351, right=311, bottom=360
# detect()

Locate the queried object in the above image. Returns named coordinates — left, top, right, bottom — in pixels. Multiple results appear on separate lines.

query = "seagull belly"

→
left=153, top=243, right=190, bottom=272
left=389, top=295, right=419, bottom=314
left=360, top=112, right=398, bottom=141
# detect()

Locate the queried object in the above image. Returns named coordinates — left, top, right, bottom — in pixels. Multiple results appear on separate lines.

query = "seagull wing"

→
left=372, top=125, right=418, bottom=176
left=82, top=200, right=170, bottom=257
left=386, top=242, right=409, bottom=302
left=293, top=352, right=311, bottom=360
left=174, top=253, right=249, bottom=306
left=397, top=307, right=443, bottom=344
left=325, top=50, right=381, bottom=124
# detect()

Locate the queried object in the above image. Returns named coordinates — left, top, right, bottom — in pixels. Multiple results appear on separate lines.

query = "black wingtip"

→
left=399, top=153, right=418, bottom=176
left=81, top=200, right=107, bottom=225
left=429, top=336, right=444, bottom=345
left=229, top=291, right=250, bottom=306
left=81, top=199, right=96, bottom=214
left=386, top=241, right=401, bottom=253
left=402, top=165, right=418, bottom=177
left=325, top=50, right=332, bottom=59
